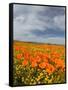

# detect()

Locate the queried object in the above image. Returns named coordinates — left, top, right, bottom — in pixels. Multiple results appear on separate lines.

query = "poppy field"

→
left=13, top=41, right=66, bottom=86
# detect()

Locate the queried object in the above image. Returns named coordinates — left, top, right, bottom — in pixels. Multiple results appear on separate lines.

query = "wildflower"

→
left=15, top=46, right=20, bottom=51
left=39, top=62, right=46, bottom=69
left=16, top=53, right=22, bottom=60
left=22, top=60, right=28, bottom=66
left=46, top=64, right=55, bottom=74
left=31, top=61, right=37, bottom=68
left=24, top=52, right=30, bottom=60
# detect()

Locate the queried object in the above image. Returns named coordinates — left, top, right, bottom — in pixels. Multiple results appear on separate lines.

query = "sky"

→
left=13, top=4, right=65, bottom=45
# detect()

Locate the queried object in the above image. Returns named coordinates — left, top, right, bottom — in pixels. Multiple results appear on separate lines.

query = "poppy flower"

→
left=55, top=59, right=65, bottom=69
left=15, top=46, right=20, bottom=51
left=16, top=53, right=23, bottom=60
left=31, top=61, right=37, bottom=68
left=35, top=56, right=41, bottom=63
left=24, top=52, right=30, bottom=60
left=46, top=64, right=55, bottom=74
left=22, top=60, right=28, bottom=66
left=39, top=62, right=46, bottom=69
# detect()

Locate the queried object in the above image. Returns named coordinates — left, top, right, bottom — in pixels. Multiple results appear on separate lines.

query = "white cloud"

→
left=15, top=15, right=26, bottom=23
left=45, top=37, right=65, bottom=45
left=54, top=15, right=65, bottom=30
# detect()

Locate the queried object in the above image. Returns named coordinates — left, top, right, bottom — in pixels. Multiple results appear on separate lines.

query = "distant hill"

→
left=13, top=40, right=65, bottom=46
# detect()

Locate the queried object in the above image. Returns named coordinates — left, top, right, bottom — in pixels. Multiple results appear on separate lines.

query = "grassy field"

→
left=13, top=41, right=66, bottom=86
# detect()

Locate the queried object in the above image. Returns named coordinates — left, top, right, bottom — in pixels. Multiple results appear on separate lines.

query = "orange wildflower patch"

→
left=13, top=41, right=65, bottom=85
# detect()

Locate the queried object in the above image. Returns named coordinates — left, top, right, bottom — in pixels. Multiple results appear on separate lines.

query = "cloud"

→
left=45, top=37, right=65, bottom=45
left=54, top=15, right=65, bottom=30
left=13, top=4, right=65, bottom=45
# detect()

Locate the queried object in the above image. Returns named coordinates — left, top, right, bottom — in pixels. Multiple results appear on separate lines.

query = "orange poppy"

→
left=22, top=60, right=28, bottom=66
left=31, top=61, right=37, bottom=68
left=35, top=56, right=41, bottom=63
left=46, top=64, right=55, bottom=74
left=16, top=53, right=22, bottom=60
left=15, top=46, right=20, bottom=51
left=43, top=53, right=50, bottom=59
left=55, top=59, right=65, bottom=69
left=39, top=62, right=46, bottom=69
left=30, top=56, right=36, bottom=63
left=24, top=52, right=30, bottom=60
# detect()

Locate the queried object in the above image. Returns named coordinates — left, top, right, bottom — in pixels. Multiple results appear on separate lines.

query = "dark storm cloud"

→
left=31, top=28, right=65, bottom=37
left=38, top=7, right=65, bottom=18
